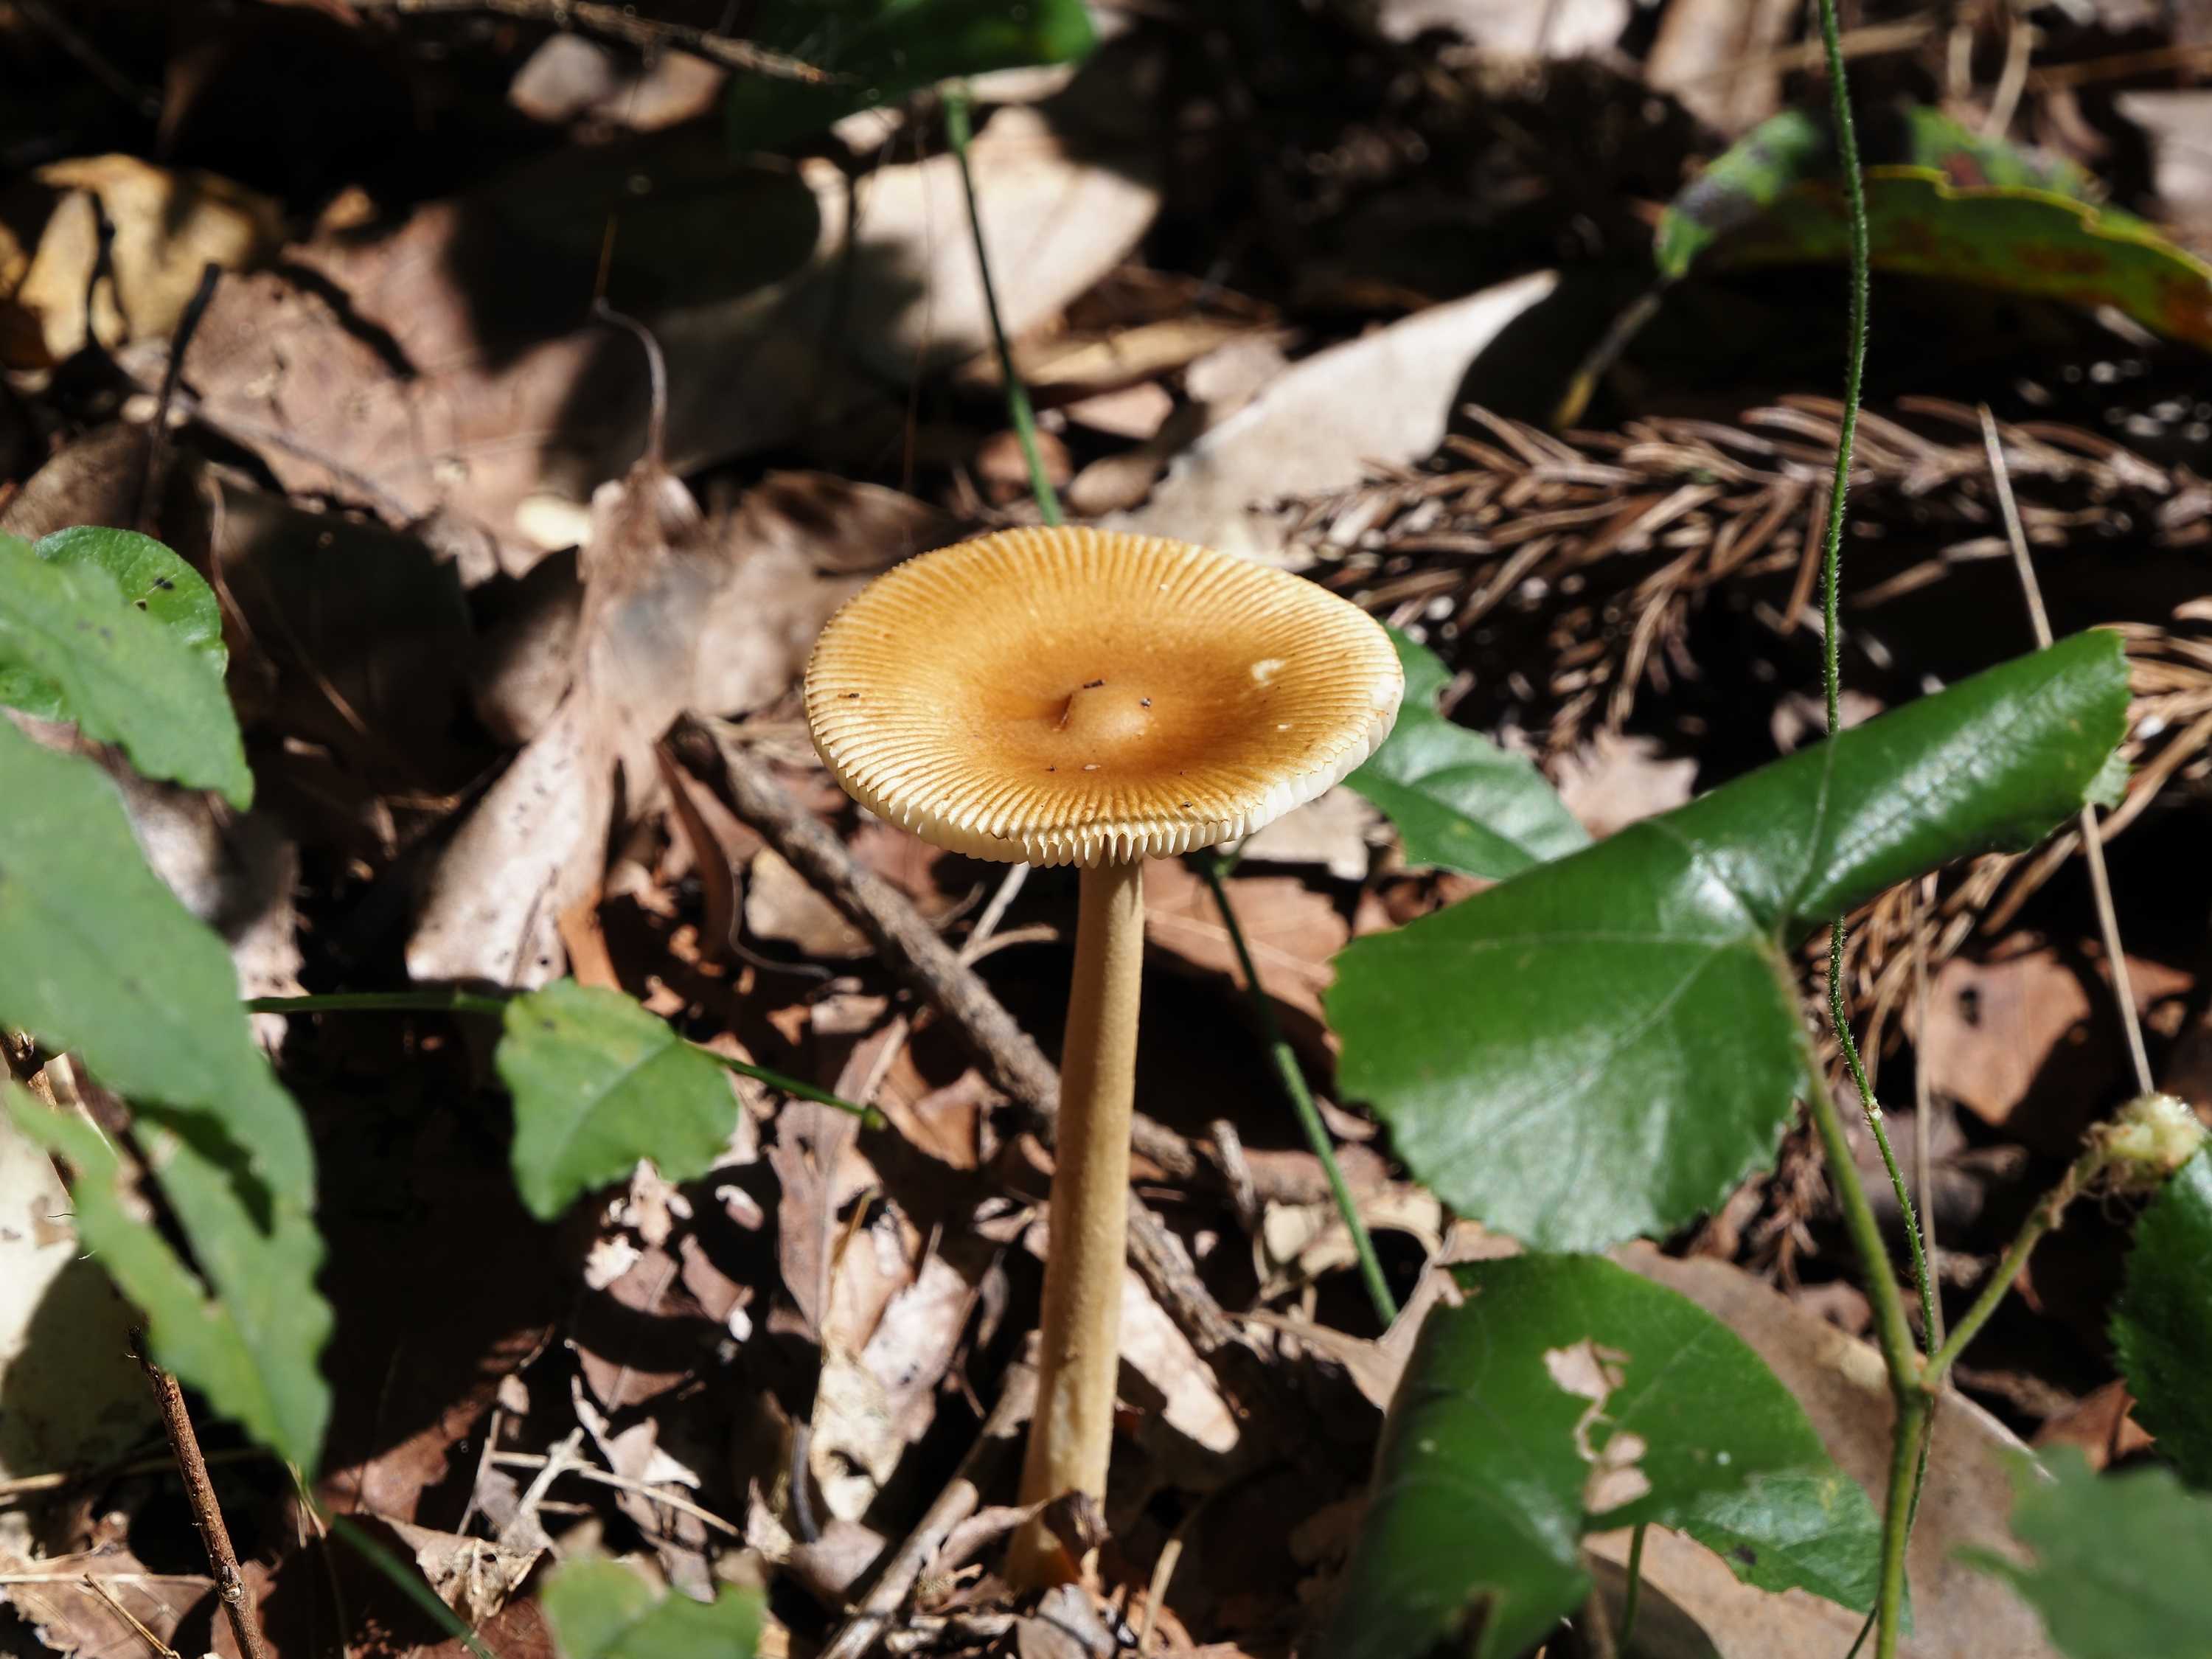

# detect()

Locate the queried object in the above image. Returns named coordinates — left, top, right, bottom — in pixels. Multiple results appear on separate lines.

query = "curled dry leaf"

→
left=0, top=155, right=282, bottom=367
left=174, top=105, right=1153, bottom=546
left=1116, top=271, right=1559, bottom=563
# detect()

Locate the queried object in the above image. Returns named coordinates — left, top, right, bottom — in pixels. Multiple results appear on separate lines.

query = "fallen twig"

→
left=134, top=1346, right=271, bottom=1659
left=372, top=0, right=834, bottom=83
left=695, top=728, right=1320, bottom=1433
left=819, top=1361, right=1037, bottom=1659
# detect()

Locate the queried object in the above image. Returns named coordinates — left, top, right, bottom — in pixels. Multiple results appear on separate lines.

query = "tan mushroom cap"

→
left=804, top=527, right=1403, bottom=868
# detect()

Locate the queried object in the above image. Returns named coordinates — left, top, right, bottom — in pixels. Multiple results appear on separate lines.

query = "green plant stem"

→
left=1873, top=1393, right=1925, bottom=1659
left=944, top=84, right=1062, bottom=528
left=1618, top=1523, right=1647, bottom=1653
left=1924, top=1139, right=2107, bottom=1387
left=245, top=992, right=883, bottom=1126
left=248, top=990, right=509, bottom=1017
left=326, top=1514, right=497, bottom=1659
left=1807, top=7, right=1933, bottom=1653
left=1201, top=858, right=1397, bottom=1326
left=1797, top=1037, right=1919, bottom=1389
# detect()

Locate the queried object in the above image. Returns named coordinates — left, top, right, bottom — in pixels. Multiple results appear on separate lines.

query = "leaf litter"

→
left=3, top=5, right=2212, bottom=1659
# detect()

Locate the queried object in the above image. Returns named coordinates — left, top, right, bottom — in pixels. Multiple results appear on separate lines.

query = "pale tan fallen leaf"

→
left=1141, top=860, right=1348, bottom=1026
left=745, top=848, right=872, bottom=960
left=380, top=1517, right=543, bottom=1627
left=0, top=1119, right=152, bottom=1540
left=1059, top=381, right=1175, bottom=441
left=0, top=155, right=282, bottom=366
left=1552, top=728, right=1699, bottom=838
left=1117, top=272, right=1559, bottom=563
left=1235, top=787, right=1385, bottom=882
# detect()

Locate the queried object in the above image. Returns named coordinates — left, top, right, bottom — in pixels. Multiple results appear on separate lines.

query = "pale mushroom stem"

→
left=1008, top=857, right=1145, bottom=1587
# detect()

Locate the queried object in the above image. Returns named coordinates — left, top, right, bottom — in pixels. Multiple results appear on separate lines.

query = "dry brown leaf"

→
left=381, top=1517, right=543, bottom=1627
left=508, top=34, right=726, bottom=131
left=1234, top=787, right=1385, bottom=882
left=0, top=1119, right=151, bottom=1528
left=745, top=848, right=873, bottom=960
left=1060, top=382, right=1175, bottom=441
left=1142, top=860, right=1348, bottom=1026
left=1116, top=272, right=1559, bottom=563
left=1924, top=944, right=2192, bottom=1152
left=0, top=155, right=282, bottom=366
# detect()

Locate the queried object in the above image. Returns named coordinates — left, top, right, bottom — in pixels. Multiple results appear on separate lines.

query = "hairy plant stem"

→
left=1924, top=1140, right=2109, bottom=1385
left=244, top=992, right=882, bottom=1124
left=1874, top=1393, right=1925, bottom=1659
left=1200, top=858, right=1397, bottom=1326
left=944, top=85, right=1062, bottom=528
left=1809, top=6, right=1934, bottom=1652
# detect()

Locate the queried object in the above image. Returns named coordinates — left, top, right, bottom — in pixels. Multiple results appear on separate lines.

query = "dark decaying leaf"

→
left=1344, top=630, right=1588, bottom=878
left=0, top=530, right=249, bottom=807
left=1330, top=632, right=2130, bottom=1251
left=2112, top=1149, right=2212, bottom=1488
left=724, top=0, right=1098, bottom=153
left=1964, top=1449, right=2212, bottom=1659
left=0, top=720, right=328, bottom=1470
left=1319, top=1254, right=1881, bottom=1659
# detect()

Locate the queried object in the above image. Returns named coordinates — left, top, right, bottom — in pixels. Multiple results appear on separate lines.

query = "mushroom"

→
left=804, top=526, right=1402, bottom=1583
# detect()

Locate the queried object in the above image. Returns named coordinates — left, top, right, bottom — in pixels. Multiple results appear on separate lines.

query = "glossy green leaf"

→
left=1330, top=633, right=2129, bottom=1251
left=0, top=527, right=226, bottom=721
left=2113, top=1148, right=2212, bottom=1486
left=1319, top=1255, right=1880, bottom=1659
left=0, top=721, right=327, bottom=1469
left=1712, top=170, right=2212, bottom=350
left=498, top=981, right=741, bottom=1220
left=1965, top=1449, right=2212, bottom=1659
left=0, top=530, right=249, bottom=806
left=540, top=1559, right=761, bottom=1659
left=726, top=0, right=1096, bottom=153
left=1345, top=631, right=1588, bottom=877
left=1895, top=107, right=2096, bottom=196
left=1656, top=108, right=1827, bottom=280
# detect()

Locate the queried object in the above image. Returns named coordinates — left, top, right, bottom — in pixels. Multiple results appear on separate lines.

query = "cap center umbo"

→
left=1051, top=678, right=1156, bottom=749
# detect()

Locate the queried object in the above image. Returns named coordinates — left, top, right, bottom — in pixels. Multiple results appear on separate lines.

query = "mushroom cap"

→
left=804, top=527, right=1403, bottom=867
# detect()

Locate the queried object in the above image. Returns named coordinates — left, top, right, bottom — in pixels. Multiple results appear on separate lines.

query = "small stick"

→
left=819, top=1362, right=1036, bottom=1659
left=137, top=261, right=222, bottom=535
left=133, top=1346, right=272, bottom=1659
left=1980, top=406, right=2154, bottom=1096
left=373, top=0, right=833, bottom=83
left=1910, top=875, right=1944, bottom=1347
left=83, top=1574, right=181, bottom=1659
left=700, top=731, right=1311, bottom=1430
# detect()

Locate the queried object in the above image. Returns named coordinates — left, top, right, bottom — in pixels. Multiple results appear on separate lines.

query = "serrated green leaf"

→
left=1345, top=631, right=1588, bottom=877
left=540, top=1558, right=762, bottom=1659
left=726, top=0, right=1097, bottom=153
left=1330, top=632, right=2129, bottom=1251
left=1965, top=1449, right=2212, bottom=1659
left=6, top=1092, right=329, bottom=1473
left=498, top=981, right=742, bottom=1220
left=0, top=530, right=249, bottom=806
left=0, top=720, right=327, bottom=1468
left=1318, top=1255, right=1881, bottom=1659
left=2113, top=1148, right=2212, bottom=1486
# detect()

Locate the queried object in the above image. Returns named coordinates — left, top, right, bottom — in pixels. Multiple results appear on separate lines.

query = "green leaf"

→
left=0, top=530, right=249, bottom=806
left=1657, top=108, right=1829, bottom=281
left=1708, top=170, right=2212, bottom=351
left=2113, top=1148, right=2212, bottom=1487
left=0, top=720, right=327, bottom=1468
left=1894, top=107, right=2097, bottom=196
left=1329, top=632, right=2129, bottom=1251
left=725, top=0, right=1097, bottom=153
left=0, top=527, right=226, bottom=720
left=1318, top=1255, right=1881, bottom=1659
left=1966, top=1448, right=2212, bottom=1659
left=1344, top=631, right=1589, bottom=878
left=540, top=1558, right=762, bottom=1659
left=498, top=981, right=742, bottom=1220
